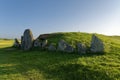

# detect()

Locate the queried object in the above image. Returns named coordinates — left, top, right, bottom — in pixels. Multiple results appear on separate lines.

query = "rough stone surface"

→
left=41, top=39, right=48, bottom=48
left=57, top=40, right=74, bottom=52
left=64, top=45, right=74, bottom=53
left=77, top=43, right=86, bottom=54
left=90, top=34, right=104, bottom=53
left=48, top=43, right=56, bottom=51
left=13, top=38, right=20, bottom=47
left=21, top=29, right=34, bottom=50
left=33, top=39, right=40, bottom=47
left=57, top=40, right=67, bottom=51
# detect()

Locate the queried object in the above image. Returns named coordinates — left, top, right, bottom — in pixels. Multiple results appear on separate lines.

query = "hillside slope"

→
left=38, top=32, right=120, bottom=53
left=0, top=32, right=120, bottom=80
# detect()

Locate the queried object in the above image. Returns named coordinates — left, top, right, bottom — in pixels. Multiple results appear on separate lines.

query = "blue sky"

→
left=0, top=0, right=120, bottom=38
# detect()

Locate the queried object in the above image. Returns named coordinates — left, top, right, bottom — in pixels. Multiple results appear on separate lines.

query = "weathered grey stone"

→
left=90, top=34, right=104, bottom=53
left=77, top=43, right=86, bottom=54
left=57, top=39, right=74, bottom=52
left=57, top=40, right=67, bottom=51
left=33, top=39, right=40, bottom=47
left=21, top=29, right=34, bottom=50
left=41, top=39, right=48, bottom=48
left=13, top=38, right=20, bottom=47
left=48, top=43, right=56, bottom=51
left=64, top=45, right=74, bottom=53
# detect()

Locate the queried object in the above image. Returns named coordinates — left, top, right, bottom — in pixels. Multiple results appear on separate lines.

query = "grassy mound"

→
left=38, top=32, right=120, bottom=53
left=0, top=32, right=120, bottom=80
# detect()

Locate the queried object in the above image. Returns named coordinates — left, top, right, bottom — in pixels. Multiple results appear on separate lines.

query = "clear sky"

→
left=0, top=0, right=120, bottom=38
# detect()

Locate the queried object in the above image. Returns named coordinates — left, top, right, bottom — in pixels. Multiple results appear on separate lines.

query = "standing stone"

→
left=21, top=29, right=34, bottom=50
left=57, top=40, right=66, bottom=51
left=41, top=39, right=48, bottom=48
left=77, top=43, right=86, bottom=54
left=13, top=38, right=20, bottom=47
left=33, top=39, right=40, bottom=47
left=90, top=34, right=104, bottom=53
left=48, top=43, right=56, bottom=51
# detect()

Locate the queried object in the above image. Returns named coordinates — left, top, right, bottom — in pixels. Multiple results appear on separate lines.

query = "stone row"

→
left=13, top=29, right=104, bottom=54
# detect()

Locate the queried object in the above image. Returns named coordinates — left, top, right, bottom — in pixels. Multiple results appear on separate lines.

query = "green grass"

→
left=0, top=32, right=120, bottom=80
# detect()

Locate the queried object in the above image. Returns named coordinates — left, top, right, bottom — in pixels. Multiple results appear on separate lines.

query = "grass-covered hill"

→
left=0, top=32, right=120, bottom=80
left=38, top=32, right=120, bottom=53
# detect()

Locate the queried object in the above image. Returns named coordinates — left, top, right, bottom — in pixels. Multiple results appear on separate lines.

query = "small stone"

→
left=77, top=43, right=86, bottom=54
left=57, top=39, right=74, bottom=52
left=13, top=38, right=20, bottom=47
left=64, top=45, right=74, bottom=53
left=57, top=40, right=67, bottom=51
left=33, top=39, right=40, bottom=47
left=48, top=43, right=56, bottom=51
left=41, top=39, right=48, bottom=48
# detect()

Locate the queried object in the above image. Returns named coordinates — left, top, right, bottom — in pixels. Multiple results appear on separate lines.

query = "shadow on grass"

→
left=42, top=63, right=113, bottom=80
left=0, top=47, right=112, bottom=80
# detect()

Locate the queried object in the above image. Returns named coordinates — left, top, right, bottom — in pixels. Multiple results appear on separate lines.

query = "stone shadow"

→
left=42, top=63, right=113, bottom=80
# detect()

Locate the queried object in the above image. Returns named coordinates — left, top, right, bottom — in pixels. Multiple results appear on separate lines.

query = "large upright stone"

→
left=77, top=43, right=86, bottom=54
left=21, top=29, right=34, bottom=50
left=90, top=34, right=104, bottom=53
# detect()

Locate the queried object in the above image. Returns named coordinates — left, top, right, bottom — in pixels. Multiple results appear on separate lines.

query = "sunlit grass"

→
left=0, top=32, right=120, bottom=80
left=0, top=39, right=14, bottom=48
